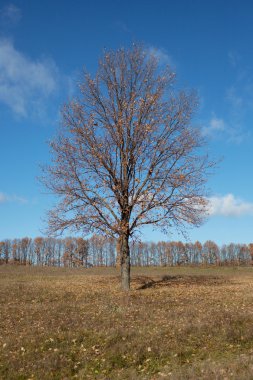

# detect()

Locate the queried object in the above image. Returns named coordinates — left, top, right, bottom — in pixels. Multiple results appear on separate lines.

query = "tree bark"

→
left=116, top=236, right=121, bottom=269
left=120, top=234, right=130, bottom=291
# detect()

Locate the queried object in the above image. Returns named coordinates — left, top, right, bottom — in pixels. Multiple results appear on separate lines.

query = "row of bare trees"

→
left=0, top=236, right=253, bottom=267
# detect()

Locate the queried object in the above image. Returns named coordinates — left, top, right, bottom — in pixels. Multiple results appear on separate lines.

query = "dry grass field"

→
left=1, top=265, right=253, bottom=379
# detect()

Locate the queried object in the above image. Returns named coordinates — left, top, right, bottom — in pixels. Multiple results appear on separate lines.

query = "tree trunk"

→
left=120, top=234, right=130, bottom=291
left=116, top=236, right=121, bottom=268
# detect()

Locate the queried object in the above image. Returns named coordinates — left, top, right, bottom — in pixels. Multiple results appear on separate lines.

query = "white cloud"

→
left=201, top=51, right=252, bottom=145
left=147, top=46, right=174, bottom=68
left=0, top=193, right=7, bottom=203
left=202, top=114, right=249, bottom=144
left=228, top=51, right=241, bottom=68
left=0, top=38, right=59, bottom=117
left=222, top=52, right=253, bottom=143
left=0, top=192, right=27, bottom=204
left=0, top=4, right=22, bottom=26
left=207, top=194, right=253, bottom=217
left=202, top=117, right=226, bottom=137
left=223, top=85, right=250, bottom=143
left=226, top=86, right=243, bottom=108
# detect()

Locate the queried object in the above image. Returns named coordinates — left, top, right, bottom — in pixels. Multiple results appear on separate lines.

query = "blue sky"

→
left=0, top=0, right=253, bottom=244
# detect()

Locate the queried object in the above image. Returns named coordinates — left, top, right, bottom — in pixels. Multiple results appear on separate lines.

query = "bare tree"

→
left=42, top=44, right=213, bottom=290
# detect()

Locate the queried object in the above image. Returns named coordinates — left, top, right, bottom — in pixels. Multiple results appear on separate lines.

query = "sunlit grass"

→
left=1, top=265, right=253, bottom=379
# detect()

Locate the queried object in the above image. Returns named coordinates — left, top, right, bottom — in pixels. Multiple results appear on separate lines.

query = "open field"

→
left=1, top=266, right=253, bottom=379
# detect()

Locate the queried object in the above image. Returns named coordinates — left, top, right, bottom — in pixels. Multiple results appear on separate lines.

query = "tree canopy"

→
left=42, top=45, right=213, bottom=290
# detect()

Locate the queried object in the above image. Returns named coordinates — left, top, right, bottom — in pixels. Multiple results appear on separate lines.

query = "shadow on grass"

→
left=133, top=274, right=227, bottom=290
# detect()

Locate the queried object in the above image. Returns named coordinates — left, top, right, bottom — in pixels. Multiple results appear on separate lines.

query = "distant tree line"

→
left=0, top=236, right=253, bottom=267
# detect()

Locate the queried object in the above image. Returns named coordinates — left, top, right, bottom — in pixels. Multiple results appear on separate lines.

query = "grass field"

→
left=1, top=265, right=253, bottom=379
